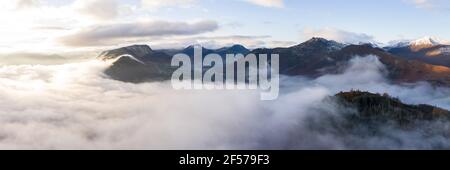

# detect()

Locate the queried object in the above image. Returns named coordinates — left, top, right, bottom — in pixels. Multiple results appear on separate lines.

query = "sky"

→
left=1, top=0, right=450, bottom=54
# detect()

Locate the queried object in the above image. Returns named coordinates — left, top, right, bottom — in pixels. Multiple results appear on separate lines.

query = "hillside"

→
left=335, top=90, right=450, bottom=124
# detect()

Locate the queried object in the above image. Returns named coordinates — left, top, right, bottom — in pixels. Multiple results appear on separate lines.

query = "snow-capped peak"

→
left=114, top=54, right=146, bottom=65
left=386, top=36, right=449, bottom=49
left=409, top=36, right=446, bottom=47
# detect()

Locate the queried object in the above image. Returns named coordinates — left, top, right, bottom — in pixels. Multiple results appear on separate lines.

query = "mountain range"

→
left=98, top=37, right=450, bottom=86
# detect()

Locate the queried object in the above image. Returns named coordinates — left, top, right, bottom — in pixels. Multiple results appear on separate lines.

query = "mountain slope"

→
left=251, top=37, right=346, bottom=76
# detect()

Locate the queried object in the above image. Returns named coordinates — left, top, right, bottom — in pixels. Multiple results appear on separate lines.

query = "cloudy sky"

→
left=1, top=0, right=450, bottom=54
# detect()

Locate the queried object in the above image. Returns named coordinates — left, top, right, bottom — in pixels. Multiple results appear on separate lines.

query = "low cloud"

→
left=302, top=27, right=377, bottom=45
left=0, top=55, right=449, bottom=149
left=59, top=20, right=219, bottom=47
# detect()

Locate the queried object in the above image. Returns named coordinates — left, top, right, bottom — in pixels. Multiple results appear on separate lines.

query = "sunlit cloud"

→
left=15, top=0, right=41, bottom=9
left=59, top=20, right=219, bottom=47
left=73, top=0, right=119, bottom=20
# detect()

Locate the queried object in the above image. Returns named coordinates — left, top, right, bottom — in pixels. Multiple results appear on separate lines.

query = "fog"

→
left=0, top=55, right=449, bottom=149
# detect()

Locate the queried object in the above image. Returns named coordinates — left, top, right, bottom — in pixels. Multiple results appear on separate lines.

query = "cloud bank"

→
left=0, top=55, right=449, bottom=149
left=59, top=20, right=219, bottom=47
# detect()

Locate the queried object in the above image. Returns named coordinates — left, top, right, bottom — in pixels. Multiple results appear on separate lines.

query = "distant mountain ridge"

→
left=158, top=44, right=251, bottom=57
left=97, top=37, right=450, bottom=86
left=387, top=36, right=449, bottom=49
left=250, top=38, right=450, bottom=85
left=386, top=37, right=450, bottom=67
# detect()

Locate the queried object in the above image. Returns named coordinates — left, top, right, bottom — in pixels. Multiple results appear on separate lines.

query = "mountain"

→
left=386, top=37, right=450, bottom=67
left=409, top=36, right=446, bottom=50
left=99, top=45, right=174, bottom=83
left=387, top=37, right=448, bottom=49
left=178, top=45, right=216, bottom=57
left=215, top=44, right=251, bottom=56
